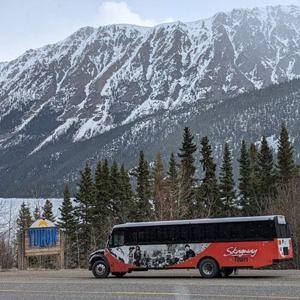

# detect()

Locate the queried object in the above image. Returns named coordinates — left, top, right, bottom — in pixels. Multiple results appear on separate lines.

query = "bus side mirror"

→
left=107, top=234, right=113, bottom=248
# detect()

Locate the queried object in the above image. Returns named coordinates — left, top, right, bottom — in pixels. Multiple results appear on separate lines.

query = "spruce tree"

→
left=33, top=205, right=40, bottom=220
left=258, top=136, right=275, bottom=207
left=110, top=161, right=122, bottom=223
left=238, top=140, right=251, bottom=214
left=93, top=160, right=111, bottom=247
left=17, top=202, right=33, bottom=233
left=43, top=199, right=55, bottom=222
left=59, top=184, right=76, bottom=235
left=74, top=163, right=95, bottom=267
left=249, top=143, right=259, bottom=199
left=219, top=142, right=236, bottom=216
left=58, top=184, right=77, bottom=268
left=166, top=152, right=179, bottom=220
left=178, top=127, right=197, bottom=218
left=119, top=164, right=134, bottom=222
left=277, top=124, right=297, bottom=184
left=248, top=143, right=260, bottom=215
left=152, top=153, right=166, bottom=220
left=132, top=151, right=152, bottom=221
left=197, top=136, right=221, bottom=217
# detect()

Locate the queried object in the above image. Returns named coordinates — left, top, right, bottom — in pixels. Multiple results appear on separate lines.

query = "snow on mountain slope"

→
left=1, top=5, right=300, bottom=196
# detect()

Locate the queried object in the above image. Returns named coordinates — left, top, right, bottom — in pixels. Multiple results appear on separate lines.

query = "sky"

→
left=1, top=0, right=299, bottom=62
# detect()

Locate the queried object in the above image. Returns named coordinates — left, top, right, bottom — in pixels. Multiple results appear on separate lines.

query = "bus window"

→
left=149, top=226, right=159, bottom=243
left=174, top=225, right=189, bottom=243
left=137, top=227, right=147, bottom=244
left=158, top=226, right=171, bottom=243
left=276, top=223, right=291, bottom=238
left=203, top=223, right=220, bottom=242
left=124, top=228, right=137, bottom=245
left=112, top=230, right=124, bottom=247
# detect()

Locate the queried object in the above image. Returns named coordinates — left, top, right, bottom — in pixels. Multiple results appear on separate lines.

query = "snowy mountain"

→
left=1, top=5, right=300, bottom=196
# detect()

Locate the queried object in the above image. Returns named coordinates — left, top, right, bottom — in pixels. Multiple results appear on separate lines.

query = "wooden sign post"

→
left=18, top=219, right=64, bottom=270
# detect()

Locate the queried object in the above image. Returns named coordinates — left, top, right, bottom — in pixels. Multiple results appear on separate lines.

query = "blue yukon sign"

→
left=21, top=218, right=64, bottom=269
left=26, top=219, right=60, bottom=250
left=28, top=227, right=58, bottom=248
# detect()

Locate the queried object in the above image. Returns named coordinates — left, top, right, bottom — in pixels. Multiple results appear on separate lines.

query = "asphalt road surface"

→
left=0, top=269, right=300, bottom=300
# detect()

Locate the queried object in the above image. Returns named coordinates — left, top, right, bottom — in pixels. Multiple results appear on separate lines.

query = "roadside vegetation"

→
left=1, top=123, right=299, bottom=269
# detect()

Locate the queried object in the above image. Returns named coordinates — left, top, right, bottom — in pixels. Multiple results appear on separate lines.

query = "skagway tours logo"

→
left=224, top=247, right=258, bottom=262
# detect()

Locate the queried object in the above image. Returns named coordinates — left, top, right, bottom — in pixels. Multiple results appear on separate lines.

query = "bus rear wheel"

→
left=112, top=272, right=126, bottom=278
left=199, top=258, right=220, bottom=278
left=92, top=260, right=110, bottom=278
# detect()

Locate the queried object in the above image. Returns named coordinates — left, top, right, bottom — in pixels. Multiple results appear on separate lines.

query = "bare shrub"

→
left=267, top=177, right=300, bottom=268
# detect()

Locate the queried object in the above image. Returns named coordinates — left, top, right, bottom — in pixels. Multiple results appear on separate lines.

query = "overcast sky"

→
left=1, top=0, right=299, bottom=62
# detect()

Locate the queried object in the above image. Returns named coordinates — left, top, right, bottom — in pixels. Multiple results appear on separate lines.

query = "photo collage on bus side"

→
left=111, top=243, right=210, bottom=268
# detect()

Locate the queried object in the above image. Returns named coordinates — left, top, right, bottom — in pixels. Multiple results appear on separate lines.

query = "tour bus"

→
left=88, top=215, right=293, bottom=278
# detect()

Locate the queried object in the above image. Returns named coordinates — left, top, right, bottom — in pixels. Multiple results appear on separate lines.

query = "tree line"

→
left=15, top=123, right=299, bottom=268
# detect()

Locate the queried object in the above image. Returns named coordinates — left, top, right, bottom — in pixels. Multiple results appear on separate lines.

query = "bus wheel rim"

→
left=95, top=263, right=106, bottom=276
left=203, top=263, right=214, bottom=276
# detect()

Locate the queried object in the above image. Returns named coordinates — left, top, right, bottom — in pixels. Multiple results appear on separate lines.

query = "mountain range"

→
left=1, top=5, right=300, bottom=196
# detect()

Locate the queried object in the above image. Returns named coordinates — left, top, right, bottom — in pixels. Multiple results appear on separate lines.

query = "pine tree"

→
left=166, top=152, right=179, bottom=220
left=132, top=151, right=152, bottom=221
left=277, top=123, right=297, bottom=184
left=43, top=199, right=55, bottom=222
left=152, top=153, right=166, bottom=220
left=17, top=202, right=33, bottom=233
left=33, top=205, right=40, bottom=220
left=197, top=136, right=221, bottom=217
left=219, top=143, right=236, bottom=216
left=74, top=163, right=95, bottom=267
left=42, top=199, right=56, bottom=269
left=58, top=184, right=78, bottom=268
left=110, top=161, right=122, bottom=223
left=119, top=164, right=134, bottom=222
left=178, top=127, right=197, bottom=218
left=247, top=143, right=261, bottom=215
left=258, top=136, right=275, bottom=207
left=59, top=184, right=76, bottom=235
left=238, top=140, right=251, bottom=214
left=93, top=160, right=111, bottom=247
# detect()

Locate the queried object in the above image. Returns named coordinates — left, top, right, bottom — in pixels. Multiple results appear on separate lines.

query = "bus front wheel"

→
left=92, top=260, right=110, bottom=278
left=198, top=258, right=220, bottom=278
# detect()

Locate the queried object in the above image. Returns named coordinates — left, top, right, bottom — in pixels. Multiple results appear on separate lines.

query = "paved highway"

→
left=0, top=269, right=300, bottom=300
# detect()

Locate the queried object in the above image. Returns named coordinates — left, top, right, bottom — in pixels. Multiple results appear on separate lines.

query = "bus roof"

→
left=113, top=215, right=284, bottom=229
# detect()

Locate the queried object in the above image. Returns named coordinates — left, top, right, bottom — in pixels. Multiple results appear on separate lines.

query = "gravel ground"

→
left=0, top=269, right=300, bottom=300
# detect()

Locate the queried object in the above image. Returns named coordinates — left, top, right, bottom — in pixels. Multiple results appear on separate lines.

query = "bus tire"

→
left=221, top=268, right=234, bottom=277
left=112, top=272, right=126, bottom=278
left=199, top=258, right=220, bottom=278
left=92, top=260, right=110, bottom=278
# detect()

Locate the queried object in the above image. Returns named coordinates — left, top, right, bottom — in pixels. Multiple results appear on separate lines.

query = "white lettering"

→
left=224, top=247, right=258, bottom=257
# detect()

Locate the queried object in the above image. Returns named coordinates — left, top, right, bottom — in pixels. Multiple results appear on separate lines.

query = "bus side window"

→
left=149, top=226, right=158, bottom=243
left=175, top=225, right=189, bottom=243
left=138, top=228, right=146, bottom=244
left=190, top=224, right=204, bottom=242
left=158, top=226, right=170, bottom=243
left=112, top=230, right=124, bottom=247
left=125, top=228, right=137, bottom=245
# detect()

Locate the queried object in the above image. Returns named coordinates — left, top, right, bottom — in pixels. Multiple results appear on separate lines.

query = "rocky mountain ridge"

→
left=1, top=5, right=300, bottom=196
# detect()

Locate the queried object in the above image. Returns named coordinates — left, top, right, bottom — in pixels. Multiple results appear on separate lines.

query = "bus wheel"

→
left=221, top=268, right=234, bottom=277
left=92, top=260, right=110, bottom=278
left=199, top=258, right=220, bottom=278
left=112, top=272, right=126, bottom=278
